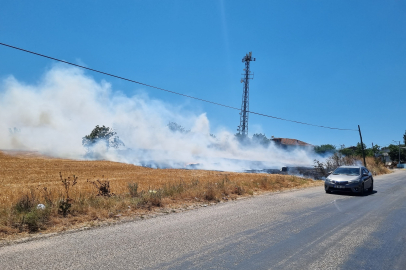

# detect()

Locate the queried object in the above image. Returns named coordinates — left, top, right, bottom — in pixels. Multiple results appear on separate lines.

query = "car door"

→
left=366, top=168, right=373, bottom=188
left=362, top=168, right=371, bottom=189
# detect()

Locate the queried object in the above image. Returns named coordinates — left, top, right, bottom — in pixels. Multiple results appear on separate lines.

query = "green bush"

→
left=162, top=183, right=184, bottom=197
left=58, top=200, right=72, bottom=217
left=23, top=208, right=50, bottom=233
left=24, top=211, right=40, bottom=232
left=14, top=191, right=37, bottom=213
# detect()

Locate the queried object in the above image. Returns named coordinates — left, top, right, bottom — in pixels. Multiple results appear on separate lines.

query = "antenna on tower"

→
left=237, top=52, right=255, bottom=137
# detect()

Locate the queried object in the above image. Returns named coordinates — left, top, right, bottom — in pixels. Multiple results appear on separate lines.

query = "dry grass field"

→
left=0, top=150, right=323, bottom=240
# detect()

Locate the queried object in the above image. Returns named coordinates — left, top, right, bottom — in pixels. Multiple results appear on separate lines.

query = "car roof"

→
left=336, top=166, right=363, bottom=169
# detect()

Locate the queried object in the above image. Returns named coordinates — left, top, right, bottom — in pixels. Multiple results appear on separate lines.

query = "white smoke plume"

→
left=0, top=66, right=320, bottom=171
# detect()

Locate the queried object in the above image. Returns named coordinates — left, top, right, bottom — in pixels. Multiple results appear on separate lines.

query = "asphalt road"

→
left=1, top=170, right=405, bottom=270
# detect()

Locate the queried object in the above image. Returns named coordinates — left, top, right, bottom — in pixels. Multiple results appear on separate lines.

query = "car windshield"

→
left=332, top=167, right=360, bottom=176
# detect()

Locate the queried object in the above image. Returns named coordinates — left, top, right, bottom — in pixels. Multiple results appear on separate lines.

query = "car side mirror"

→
left=363, top=172, right=368, bottom=176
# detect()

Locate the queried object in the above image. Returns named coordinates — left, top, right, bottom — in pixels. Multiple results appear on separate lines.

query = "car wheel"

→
left=360, top=183, right=365, bottom=196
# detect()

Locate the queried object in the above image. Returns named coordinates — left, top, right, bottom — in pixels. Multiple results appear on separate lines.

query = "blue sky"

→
left=1, top=0, right=405, bottom=148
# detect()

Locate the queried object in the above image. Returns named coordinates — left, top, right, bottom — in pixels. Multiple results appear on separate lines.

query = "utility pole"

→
left=393, top=140, right=401, bottom=164
left=237, top=52, right=255, bottom=137
left=372, top=142, right=375, bottom=157
left=358, top=125, right=367, bottom=167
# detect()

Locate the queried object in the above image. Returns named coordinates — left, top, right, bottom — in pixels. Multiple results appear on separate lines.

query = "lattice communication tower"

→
left=237, top=52, right=255, bottom=136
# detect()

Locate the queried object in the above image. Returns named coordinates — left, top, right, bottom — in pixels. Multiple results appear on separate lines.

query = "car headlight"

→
left=325, top=178, right=332, bottom=182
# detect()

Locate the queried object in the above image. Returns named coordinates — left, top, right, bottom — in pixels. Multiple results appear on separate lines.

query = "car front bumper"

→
left=325, top=181, right=363, bottom=193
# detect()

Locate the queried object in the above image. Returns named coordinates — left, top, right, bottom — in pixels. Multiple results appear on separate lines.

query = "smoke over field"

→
left=0, top=66, right=320, bottom=171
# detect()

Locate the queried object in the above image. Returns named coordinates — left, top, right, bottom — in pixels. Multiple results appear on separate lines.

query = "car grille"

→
left=331, top=181, right=349, bottom=185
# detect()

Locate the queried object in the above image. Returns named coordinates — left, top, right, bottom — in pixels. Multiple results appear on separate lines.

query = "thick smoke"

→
left=0, top=66, right=320, bottom=171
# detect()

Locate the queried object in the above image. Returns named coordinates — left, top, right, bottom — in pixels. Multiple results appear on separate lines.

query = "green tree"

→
left=354, top=142, right=367, bottom=157
left=339, top=145, right=355, bottom=156
left=167, top=122, right=189, bottom=134
left=370, top=144, right=381, bottom=157
left=314, top=144, right=336, bottom=155
left=339, top=143, right=378, bottom=157
left=82, top=125, right=124, bottom=150
left=388, top=144, right=406, bottom=163
left=252, top=133, right=270, bottom=147
left=234, top=133, right=249, bottom=144
left=403, top=130, right=406, bottom=145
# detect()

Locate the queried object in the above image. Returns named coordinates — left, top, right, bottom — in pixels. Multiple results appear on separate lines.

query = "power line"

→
left=0, top=42, right=357, bottom=131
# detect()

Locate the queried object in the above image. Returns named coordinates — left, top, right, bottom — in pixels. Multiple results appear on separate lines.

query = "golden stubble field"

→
left=0, top=150, right=322, bottom=239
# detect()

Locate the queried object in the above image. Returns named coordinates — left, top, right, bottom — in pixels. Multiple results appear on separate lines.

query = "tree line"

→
left=315, top=130, right=406, bottom=163
left=81, top=124, right=406, bottom=163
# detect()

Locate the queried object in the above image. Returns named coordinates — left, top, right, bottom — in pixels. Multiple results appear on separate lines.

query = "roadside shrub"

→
left=314, top=154, right=390, bottom=177
left=217, top=176, right=229, bottom=189
left=70, top=193, right=88, bottom=215
left=14, top=190, right=37, bottom=213
left=314, top=152, right=358, bottom=177
left=147, top=190, right=163, bottom=207
left=24, top=210, right=40, bottom=232
left=205, top=184, right=217, bottom=201
left=40, top=187, right=54, bottom=207
left=233, top=185, right=245, bottom=195
left=366, top=157, right=390, bottom=175
left=58, top=199, right=72, bottom=217
left=128, top=182, right=139, bottom=197
left=58, top=172, right=78, bottom=217
left=130, top=196, right=146, bottom=208
left=215, top=176, right=232, bottom=196
left=88, top=178, right=113, bottom=197
left=162, top=182, right=185, bottom=197
left=60, top=172, right=78, bottom=199
left=21, top=208, right=50, bottom=233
